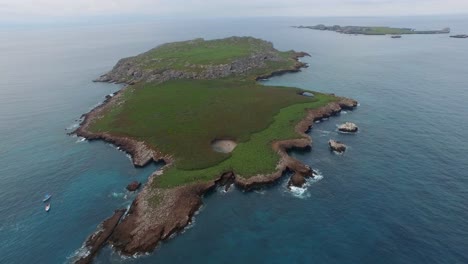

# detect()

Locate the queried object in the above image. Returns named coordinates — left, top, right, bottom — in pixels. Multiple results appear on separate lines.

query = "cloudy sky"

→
left=1, top=0, right=468, bottom=22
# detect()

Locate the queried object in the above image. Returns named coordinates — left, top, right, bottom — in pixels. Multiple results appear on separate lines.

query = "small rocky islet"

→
left=338, top=122, right=359, bottom=133
left=126, top=181, right=141, bottom=192
left=329, top=140, right=347, bottom=153
left=294, top=24, right=451, bottom=36
left=72, top=36, right=358, bottom=263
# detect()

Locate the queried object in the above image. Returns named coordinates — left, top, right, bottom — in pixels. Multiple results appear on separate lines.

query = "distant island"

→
left=294, top=24, right=450, bottom=35
left=450, top=34, right=468, bottom=38
left=72, top=37, right=357, bottom=263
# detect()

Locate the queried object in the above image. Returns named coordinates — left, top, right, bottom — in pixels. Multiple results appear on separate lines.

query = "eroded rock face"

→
left=126, top=181, right=141, bottom=192
left=94, top=37, right=307, bottom=85
left=329, top=140, right=347, bottom=153
left=74, top=209, right=126, bottom=264
left=216, top=171, right=236, bottom=191
left=289, top=173, right=307, bottom=187
left=338, top=122, right=358, bottom=133
left=109, top=180, right=214, bottom=255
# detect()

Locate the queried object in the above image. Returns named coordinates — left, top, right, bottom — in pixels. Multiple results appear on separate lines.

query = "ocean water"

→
left=1, top=16, right=467, bottom=263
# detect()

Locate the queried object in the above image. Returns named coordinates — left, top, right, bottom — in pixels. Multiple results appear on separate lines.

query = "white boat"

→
left=45, top=204, right=50, bottom=212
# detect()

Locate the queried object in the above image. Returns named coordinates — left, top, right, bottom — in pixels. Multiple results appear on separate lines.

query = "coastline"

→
left=72, top=51, right=357, bottom=262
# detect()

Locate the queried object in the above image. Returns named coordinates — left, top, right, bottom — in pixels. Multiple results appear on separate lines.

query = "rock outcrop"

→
left=109, top=179, right=214, bottom=254
left=74, top=209, right=126, bottom=264
left=338, top=122, right=358, bottom=133
left=94, top=37, right=309, bottom=85
left=76, top=96, right=358, bottom=260
left=126, top=181, right=141, bottom=192
left=329, top=140, right=347, bottom=153
left=73, top=37, right=359, bottom=261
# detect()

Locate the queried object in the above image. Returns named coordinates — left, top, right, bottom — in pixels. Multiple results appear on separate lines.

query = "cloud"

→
left=1, top=0, right=468, bottom=21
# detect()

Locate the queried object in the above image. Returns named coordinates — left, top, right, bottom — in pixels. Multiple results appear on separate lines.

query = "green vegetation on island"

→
left=295, top=24, right=450, bottom=35
left=86, top=37, right=337, bottom=189
left=74, top=37, right=358, bottom=261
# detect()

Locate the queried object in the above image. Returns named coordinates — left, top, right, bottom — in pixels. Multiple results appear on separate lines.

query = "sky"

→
left=1, top=0, right=468, bottom=23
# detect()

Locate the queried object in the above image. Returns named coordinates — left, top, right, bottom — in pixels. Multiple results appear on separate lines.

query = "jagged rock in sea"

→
left=288, top=165, right=315, bottom=188
left=289, top=173, right=306, bottom=187
left=74, top=209, right=126, bottom=264
left=329, top=140, right=347, bottom=153
left=126, top=181, right=141, bottom=192
left=338, top=122, right=358, bottom=133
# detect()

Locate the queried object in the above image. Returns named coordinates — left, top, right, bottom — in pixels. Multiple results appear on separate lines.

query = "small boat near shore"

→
left=45, top=204, right=50, bottom=212
left=391, top=35, right=402, bottom=38
left=42, top=194, right=52, bottom=202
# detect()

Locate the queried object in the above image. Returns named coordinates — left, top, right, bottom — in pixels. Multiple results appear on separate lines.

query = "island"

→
left=73, top=36, right=357, bottom=263
left=450, top=34, right=468, bottom=38
left=293, top=24, right=450, bottom=35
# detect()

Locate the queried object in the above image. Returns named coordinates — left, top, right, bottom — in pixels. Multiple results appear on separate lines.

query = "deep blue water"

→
left=1, top=16, right=467, bottom=263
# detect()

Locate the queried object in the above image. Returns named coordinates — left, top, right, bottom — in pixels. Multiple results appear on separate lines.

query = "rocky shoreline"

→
left=74, top=209, right=126, bottom=264
left=73, top=97, right=357, bottom=261
left=72, top=49, right=357, bottom=262
left=93, top=38, right=309, bottom=85
left=105, top=97, right=357, bottom=256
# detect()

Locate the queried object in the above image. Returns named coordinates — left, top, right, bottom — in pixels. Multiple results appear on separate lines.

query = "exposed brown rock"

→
left=329, top=139, right=347, bottom=153
left=255, top=51, right=310, bottom=81
left=109, top=177, right=215, bottom=254
left=126, top=181, right=141, bottom=192
left=74, top=209, right=126, bottom=264
left=216, top=171, right=236, bottom=191
left=338, top=122, right=358, bottom=133
left=289, top=173, right=306, bottom=187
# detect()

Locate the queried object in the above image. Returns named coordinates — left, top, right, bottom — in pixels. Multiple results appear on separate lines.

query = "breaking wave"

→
left=286, top=170, right=324, bottom=199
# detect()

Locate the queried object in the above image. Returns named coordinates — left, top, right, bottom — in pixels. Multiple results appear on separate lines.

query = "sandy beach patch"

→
left=211, top=139, right=237, bottom=153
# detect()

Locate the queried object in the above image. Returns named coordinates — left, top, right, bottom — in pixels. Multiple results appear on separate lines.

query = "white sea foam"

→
left=333, top=150, right=344, bottom=155
left=181, top=205, right=203, bottom=234
left=126, top=154, right=133, bottom=161
left=75, top=137, right=87, bottom=143
left=289, top=185, right=308, bottom=198
left=318, top=129, right=331, bottom=134
left=314, top=120, right=321, bottom=123
left=66, top=123, right=79, bottom=130
left=217, top=185, right=234, bottom=194
left=67, top=245, right=91, bottom=263
left=286, top=170, right=324, bottom=199
left=110, top=192, right=125, bottom=199
left=341, top=111, right=348, bottom=114
left=337, top=130, right=358, bottom=135
left=254, top=189, right=266, bottom=195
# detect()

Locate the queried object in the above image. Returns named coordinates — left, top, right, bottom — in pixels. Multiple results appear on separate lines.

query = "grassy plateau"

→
left=88, top=37, right=337, bottom=189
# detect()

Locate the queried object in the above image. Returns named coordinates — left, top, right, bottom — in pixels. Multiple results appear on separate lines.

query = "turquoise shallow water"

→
left=1, top=16, right=467, bottom=263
